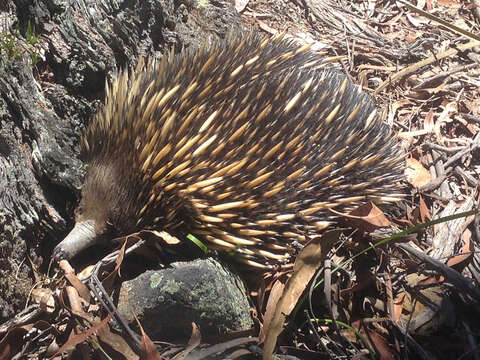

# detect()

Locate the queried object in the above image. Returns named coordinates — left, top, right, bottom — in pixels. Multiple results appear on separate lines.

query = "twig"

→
left=397, top=0, right=480, bottom=41
left=454, top=166, right=479, bottom=188
left=418, top=174, right=448, bottom=193
left=374, top=40, right=480, bottom=94
left=425, top=142, right=466, bottom=154
left=443, top=131, right=480, bottom=168
left=396, top=243, right=480, bottom=307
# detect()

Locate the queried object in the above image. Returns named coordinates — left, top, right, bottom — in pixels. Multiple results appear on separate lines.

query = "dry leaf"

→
left=394, top=274, right=452, bottom=336
left=138, top=319, right=163, bottom=360
left=435, top=101, right=457, bottom=140
left=446, top=229, right=473, bottom=269
left=437, top=0, right=461, bottom=7
left=235, top=0, right=249, bottom=12
left=31, top=288, right=55, bottom=313
left=261, top=277, right=286, bottom=343
left=405, top=158, right=431, bottom=188
left=346, top=202, right=391, bottom=232
left=423, top=109, right=434, bottom=133
left=154, top=231, right=181, bottom=245
left=97, top=324, right=139, bottom=360
left=50, top=314, right=114, bottom=359
left=59, top=260, right=91, bottom=303
left=365, top=329, right=397, bottom=360
left=0, top=327, right=29, bottom=360
left=256, top=20, right=277, bottom=35
left=419, top=196, right=432, bottom=223
left=173, top=323, right=201, bottom=360
left=262, top=230, right=340, bottom=360
left=398, top=129, right=431, bottom=139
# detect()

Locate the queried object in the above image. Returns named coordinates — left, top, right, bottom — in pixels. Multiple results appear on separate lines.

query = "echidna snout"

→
left=54, top=160, right=141, bottom=259
left=54, top=33, right=404, bottom=268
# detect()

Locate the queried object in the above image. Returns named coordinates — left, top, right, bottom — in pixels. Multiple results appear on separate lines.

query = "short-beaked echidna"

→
left=54, top=33, right=404, bottom=269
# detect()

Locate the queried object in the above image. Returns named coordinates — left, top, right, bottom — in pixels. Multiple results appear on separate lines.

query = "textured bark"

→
left=0, top=0, right=242, bottom=321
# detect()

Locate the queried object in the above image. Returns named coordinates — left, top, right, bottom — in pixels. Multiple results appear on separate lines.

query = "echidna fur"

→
left=54, top=33, right=404, bottom=269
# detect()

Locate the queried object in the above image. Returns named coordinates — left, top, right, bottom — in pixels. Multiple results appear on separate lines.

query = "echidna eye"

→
left=74, top=204, right=83, bottom=217
left=103, top=220, right=117, bottom=236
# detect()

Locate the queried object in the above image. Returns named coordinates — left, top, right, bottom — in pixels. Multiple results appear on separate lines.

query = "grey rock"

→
left=115, top=258, right=254, bottom=341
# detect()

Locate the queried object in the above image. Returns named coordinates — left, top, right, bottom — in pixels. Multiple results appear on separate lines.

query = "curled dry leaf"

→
left=394, top=274, right=454, bottom=336
left=423, top=108, right=434, bottom=133
left=172, top=322, right=201, bottom=360
left=435, top=101, right=457, bottom=140
left=50, top=313, right=114, bottom=359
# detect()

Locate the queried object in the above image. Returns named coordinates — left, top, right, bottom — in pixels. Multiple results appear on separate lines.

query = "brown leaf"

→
left=260, top=277, right=286, bottom=343
left=435, top=101, right=457, bottom=140
left=446, top=229, right=473, bottom=269
left=419, top=196, right=432, bottom=223
left=394, top=274, right=450, bottom=335
left=31, top=288, right=55, bottom=313
left=423, top=108, right=434, bottom=133
left=102, top=237, right=129, bottom=289
left=262, top=230, right=340, bottom=360
left=339, top=202, right=391, bottom=233
left=437, top=0, right=461, bottom=7
left=50, top=313, right=114, bottom=359
left=256, top=20, right=277, bottom=35
left=59, top=260, right=91, bottom=303
left=366, top=329, right=397, bottom=360
left=340, top=276, right=375, bottom=297
left=153, top=231, right=181, bottom=245
left=398, top=129, right=431, bottom=139
left=393, top=292, right=406, bottom=322
left=0, top=327, right=28, bottom=360
left=405, top=158, right=431, bottom=188
left=64, top=286, right=93, bottom=322
left=137, top=318, right=163, bottom=360
left=97, top=323, right=139, bottom=360
left=0, top=344, right=10, bottom=360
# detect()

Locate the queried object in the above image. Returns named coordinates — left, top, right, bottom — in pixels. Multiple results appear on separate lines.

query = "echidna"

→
left=54, top=33, right=404, bottom=269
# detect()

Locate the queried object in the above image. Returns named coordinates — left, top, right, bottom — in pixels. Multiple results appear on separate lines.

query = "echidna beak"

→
left=53, top=219, right=97, bottom=261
